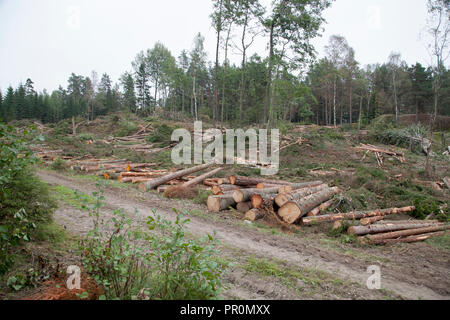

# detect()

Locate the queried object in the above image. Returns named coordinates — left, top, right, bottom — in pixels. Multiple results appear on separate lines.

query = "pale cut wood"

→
left=278, top=187, right=340, bottom=224
left=302, top=206, right=416, bottom=226
left=362, top=225, right=448, bottom=243
left=182, top=168, right=223, bottom=188
left=139, top=163, right=214, bottom=191
left=207, top=194, right=236, bottom=212
left=275, top=184, right=328, bottom=207
left=443, top=177, right=450, bottom=190
left=244, top=209, right=265, bottom=222
left=348, top=222, right=443, bottom=236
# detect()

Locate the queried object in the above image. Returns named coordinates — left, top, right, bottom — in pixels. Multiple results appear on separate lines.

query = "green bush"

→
left=79, top=184, right=227, bottom=300
left=0, top=123, right=55, bottom=274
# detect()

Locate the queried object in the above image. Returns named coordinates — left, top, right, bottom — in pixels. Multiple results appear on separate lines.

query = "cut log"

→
left=207, top=194, right=236, bottom=212
left=364, top=232, right=445, bottom=245
left=360, top=216, right=386, bottom=226
left=244, top=209, right=265, bottom=222
left=233, top=187, right=280, bottom=203
left=302, top=206, right=416, bottom=226
left=278, top=185, right=293, bottom=194
left=275, top=184, right=328, bottom=207
left=182, top=167, right=223, bottom=188
left=139, top=163, right=214, bottom=191
left=230, top=176, right=291, bottom=187
left=348, top=222, right=443, bottom=236
left=278, top=187, right=340, bottom=224
left=237, top=202, right=253, bottom=213
left=211, top=184, right=236, bottom=195
left=306, top=199, right=335, bottom=217
left=362, top=225, right=448, bottom=243
left=156, top=185, right=171, bottom=194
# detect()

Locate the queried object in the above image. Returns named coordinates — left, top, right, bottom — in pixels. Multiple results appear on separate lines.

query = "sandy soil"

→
left=38, top=170, right=450, bottom=300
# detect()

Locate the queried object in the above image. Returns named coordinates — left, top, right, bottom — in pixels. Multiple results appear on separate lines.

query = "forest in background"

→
left=1, top=0, right=449, bottom=127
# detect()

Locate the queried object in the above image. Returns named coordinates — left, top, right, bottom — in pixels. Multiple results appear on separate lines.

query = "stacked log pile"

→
left=206, top=175, right=341, bottom=225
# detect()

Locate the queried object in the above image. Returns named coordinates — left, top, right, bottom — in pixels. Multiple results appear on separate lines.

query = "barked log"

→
left=348, top=222, right=442, bottom=236
left=365, top=232, right=445, bottom=245
left=251, top=193, right=277, bottom=209
left=207, top=194, right=236, bottom=212
left=361, top=225, right=448, bottom=243
left=244, top=209, right=265, bottom=222
left=230, top=176, right=291, bottom=187
left=360, top=216, right=386, bottom=226
left=277, top=181, right=324, bottom=195
left=233, top=187, right=281, bottom=203
left=306, top=199, right=335, bottom=217
left=139, top=163, right=214, bottom=191
left=211, top=184, right=237, bottom=195
left=275, top=184, right=328, bottom=208
left=182, top=168, right=223, bottom=188
left=278, top=187, right=340, bottom=224
left=302, top=206, right=416, bottom=226
left=237, top=202, right=253, bottom=213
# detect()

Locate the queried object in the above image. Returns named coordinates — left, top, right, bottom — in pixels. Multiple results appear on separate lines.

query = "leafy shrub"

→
left=0, top=123, right=55, bottom=274
left=79, top=185, right=227, bottom=300
left=145, top=209, right=227, bottom=300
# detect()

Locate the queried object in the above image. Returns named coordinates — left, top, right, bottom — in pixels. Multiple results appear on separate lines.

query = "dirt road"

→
left=38, top=170, right=450, bottom=300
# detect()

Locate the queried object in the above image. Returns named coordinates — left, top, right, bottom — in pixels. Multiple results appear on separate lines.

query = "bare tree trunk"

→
left=221, top=21, right=233, bottom=123
left=358, top=95, right=363, bottom=132
left=264, top=22, right=274, bottom=126
left=333, top=76, right=337, bottom=128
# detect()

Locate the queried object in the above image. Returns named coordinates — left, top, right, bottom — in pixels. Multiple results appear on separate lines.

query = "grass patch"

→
left=243, top=256, right=344, bottom=291
left=51, top=185, right=96, bottom=209
left=427, top=232, right=450, bottom=250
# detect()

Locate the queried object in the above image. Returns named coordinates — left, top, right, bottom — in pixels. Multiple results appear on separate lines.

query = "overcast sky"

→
left=0, top=0, right=435, bottom=93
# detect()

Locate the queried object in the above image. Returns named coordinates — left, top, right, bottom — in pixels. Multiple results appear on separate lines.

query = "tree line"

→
left=0, top=0, right=448, bottom=126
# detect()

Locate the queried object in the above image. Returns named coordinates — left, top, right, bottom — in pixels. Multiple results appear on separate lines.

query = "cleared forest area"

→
left=1, top=112, right=448, bottom=300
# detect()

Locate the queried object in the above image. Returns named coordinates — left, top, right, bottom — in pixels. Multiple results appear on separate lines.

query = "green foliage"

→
left=146, top=124, right=176, bottom=147
left=116, top=119, right=138, bottom=137
left=145, top=209, right=227, bottom=300
left=50, top=158, right=67, bottom=171
left=79, top=185, right=227, bottom=300
left=0, top=123, right=55, bottom=274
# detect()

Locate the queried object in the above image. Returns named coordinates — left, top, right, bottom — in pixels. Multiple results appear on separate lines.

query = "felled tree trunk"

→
left=211, top=184, right=236, bottom=195
left=244, top=209, right=265, bottom=222
left=182, top=167, right=223, bottom=188
left=233, top=187, right=280, bottom=203
left=207, top=194, right=236, bottom=212
left=275, top=184, right=328, bottom=207
left=360, top=216, right=386, bottom=226
left=306, top=199, right=335, bottom=217
left=230, top=176, right=290, bottom=187
left=237, top=202, right=253, bottom=213
left=302, top=206, right=416, bottom=226
left=365, top=232, right=445, bottom=245
left=361, top=225, right=448, bottom=243
left=348, top=222, right=442, bottom=236
left=278, top=187, right=340, bottom=224
left=139, top=163, right=214, bottom=191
